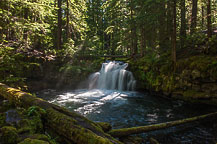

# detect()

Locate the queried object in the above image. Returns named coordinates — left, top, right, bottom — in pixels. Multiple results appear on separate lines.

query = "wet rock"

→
left=5, top=109, right=22, bottom=126
left=0, top=126, right=18, bottom=144
left=18, top=138, right=49, bottom=144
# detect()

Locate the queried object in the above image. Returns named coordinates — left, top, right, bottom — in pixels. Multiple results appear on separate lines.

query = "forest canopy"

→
left=0, top=0, right=216, bottom=87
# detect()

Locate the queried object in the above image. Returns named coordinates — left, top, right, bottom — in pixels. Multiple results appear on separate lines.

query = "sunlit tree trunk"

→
left=66, top=0, right=69, bottom=40
left=207, top=0, right=212, bottom=38
left=57, top=0, right=62, bottom=49
left=180, top=0, right=186, bottom=48
left=190, top=0, right=198, bottom=34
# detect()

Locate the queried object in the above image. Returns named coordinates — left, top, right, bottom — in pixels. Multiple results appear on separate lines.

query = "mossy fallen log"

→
left=0, top=83, right=122, bottom=144
left=108, top=111, right=217, bottom=137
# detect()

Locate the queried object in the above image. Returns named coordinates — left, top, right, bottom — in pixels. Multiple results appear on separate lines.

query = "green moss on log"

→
left=0, top=83, right=122, bottom=144
left=18, top=138, right=49, bottom=144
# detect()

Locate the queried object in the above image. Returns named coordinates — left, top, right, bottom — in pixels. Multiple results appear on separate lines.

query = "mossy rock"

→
left=0, top=100, right=15, bottom=113
left=18, top=138, right=49, bottom=144
left=24, top=106, right=46, bottom=133
left=183, top=90, right=210, bottom=100
left=0, top=126, right=18, bottom=144
left=0, top=113, right=6, bottom=127
left=29, top=134, right=49, bottom=141
left=17, top=119, right=33, bottom=134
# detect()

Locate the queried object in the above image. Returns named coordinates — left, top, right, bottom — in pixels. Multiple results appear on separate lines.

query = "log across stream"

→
left=1, top=83, right=217, bottom=143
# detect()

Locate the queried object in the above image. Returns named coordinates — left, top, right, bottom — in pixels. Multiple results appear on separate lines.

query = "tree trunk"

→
left=207, top=0, right=212, bottom=38
left=23, top=7, right=28, bottom=41
left=130, top=0, right=138, bottom=56
left=190, top=0, right=198, bottom=34
left=166, top=1, right=173, bottom=49
left=159, top=1, right=166, bottom=51
left=57, top=0, right=62, bottom=49
left=202, top=6, right=204, bottom=29
left=172, top=0, right=176, bottom=71
left=180, top=0, right=186, bottom=48
left=108, top=111, right=217, bottom=137
left=0, top=83, right=122, bottom=144
left=66, top=0, right=69, bottom=40
left=140, top=25, right=146, bottom=57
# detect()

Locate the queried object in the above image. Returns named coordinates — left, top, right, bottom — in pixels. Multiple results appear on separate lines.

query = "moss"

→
left=0, top=126, right=18, bottom=144
left=17, top=119, right=33, bottom=134
left=96, top=122, right=112, bottom=132
left=18, top=138, right=49, bottom=144
left=183, top=90, right=210, bottom=100
left=45, top=108, right=116, bottom=144
left=120, top=136, right=145, bottom=144
left=17, top=106, right=46, bottom=134
left=29, top=134, right=49, bottom=142
left=0, top=113, right=6, bottom=127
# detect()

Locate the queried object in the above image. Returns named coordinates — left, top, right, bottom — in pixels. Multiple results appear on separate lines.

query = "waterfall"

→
left=88, top=61, right=136, bottom=91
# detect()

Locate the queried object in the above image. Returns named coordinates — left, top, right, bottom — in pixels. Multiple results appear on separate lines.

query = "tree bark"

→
left=207, top=0, right=212, bottom=38
left=57, top=0, right=62, bottom=49
left=166, top=1, right=173, bottom=49
left=172, top=0, right=176, bottom=71
left=140, top=25, right=146, bottom=57
left=159, top=0, right=166, bottom=51
left=66, top=0, right=69, bottom=40
left=0, top=83, right=122, bottom=144
left=180, top=0, right=186, bottom=48
left=130, top=0, right=138, bottom=55
left=202, top=6, right=204, bottom=29
left=23, top=7, right=28, bottom=41
left=190, top=0, right=198, bottom=34
left=108, top=111, right=217, bottom=138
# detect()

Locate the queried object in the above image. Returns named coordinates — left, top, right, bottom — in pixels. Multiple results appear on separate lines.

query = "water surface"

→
left=37, top=89, right=217, bottom=143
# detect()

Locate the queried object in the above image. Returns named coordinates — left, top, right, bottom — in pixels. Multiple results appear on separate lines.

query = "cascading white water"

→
left=88, top=61, right=136, bottom=91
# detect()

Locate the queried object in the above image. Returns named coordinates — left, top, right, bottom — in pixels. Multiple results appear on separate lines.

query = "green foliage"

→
left=27, top=106, right=46, bottom=117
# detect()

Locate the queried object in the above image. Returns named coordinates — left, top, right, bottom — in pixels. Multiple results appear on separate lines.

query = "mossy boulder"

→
left=18, top=138, right=49, bottom=144
left=0, top=126, right=18, bottom=144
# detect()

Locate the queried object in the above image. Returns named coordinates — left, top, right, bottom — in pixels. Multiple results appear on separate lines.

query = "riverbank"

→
left=130, top=54, right=217, bottom=106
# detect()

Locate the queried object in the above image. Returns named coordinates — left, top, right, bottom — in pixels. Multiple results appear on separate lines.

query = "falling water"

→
left=88, top=61, right=136, bottom=91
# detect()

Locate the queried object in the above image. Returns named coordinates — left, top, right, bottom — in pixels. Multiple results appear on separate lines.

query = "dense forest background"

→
left=0, top=0, right=216, bottom=90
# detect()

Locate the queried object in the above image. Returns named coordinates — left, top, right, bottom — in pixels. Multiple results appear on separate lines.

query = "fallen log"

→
left=0, top=83, right=122, bottom=144
left=108, top=111, right=217, bottom=137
